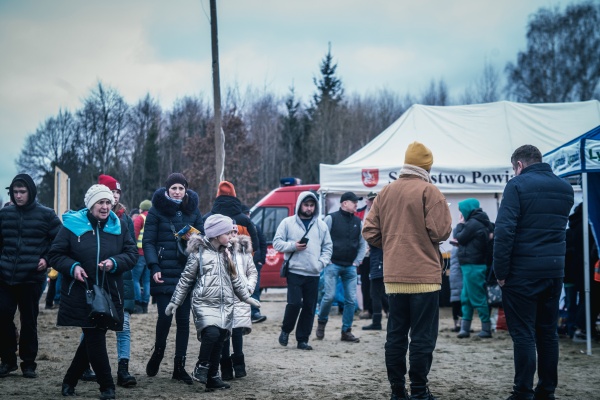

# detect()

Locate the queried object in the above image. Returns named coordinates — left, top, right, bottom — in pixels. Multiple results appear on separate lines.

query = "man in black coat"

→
left=493, top=145, right=574, bottom=400
left=0, top=174, right=62, bottom=378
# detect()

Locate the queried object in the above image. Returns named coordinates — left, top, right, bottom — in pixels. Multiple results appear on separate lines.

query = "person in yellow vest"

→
left=132, top=200, right=152, bottom=313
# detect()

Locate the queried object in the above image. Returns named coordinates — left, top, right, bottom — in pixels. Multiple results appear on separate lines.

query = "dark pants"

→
left=502, top=277, right=563, bottom=400
left=0, top=282, right=43, bottom=369
left=360, top=257, right=372, bottom=313
left=385, top=291, right=439, bottom=393
left=63, top=328, right=114, bottom=391
left=199, top=326, right=228, bottom=376
left=45, top=278, right=57, bottom=308
left=154, top=293, right=191, bottom=357
left=451, top=300, right=462, bottom=321
left=370, top=277, right=388, bottom=315
left=281, top=272, right=319, bottom=343
left=251, top=265, right=262, bottom=316
left=221, top=327, right=243, bottom=358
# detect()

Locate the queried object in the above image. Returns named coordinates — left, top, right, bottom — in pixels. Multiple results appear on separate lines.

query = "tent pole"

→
left=582, top=172, right=592, bottom=356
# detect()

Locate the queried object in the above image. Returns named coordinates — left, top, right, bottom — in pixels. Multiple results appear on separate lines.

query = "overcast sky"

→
left=0, top=0, right=572, bottom=204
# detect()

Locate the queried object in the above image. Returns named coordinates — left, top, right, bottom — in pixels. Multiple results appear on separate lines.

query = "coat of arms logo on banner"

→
left=362, top=169, right=378, bottom=188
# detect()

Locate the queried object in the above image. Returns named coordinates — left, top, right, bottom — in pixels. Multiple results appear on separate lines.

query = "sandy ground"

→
left=1, top=289, right=598, bottom=400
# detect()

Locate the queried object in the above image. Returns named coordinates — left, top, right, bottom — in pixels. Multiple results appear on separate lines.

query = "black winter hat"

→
left=164, top=173, right=188, bottom=190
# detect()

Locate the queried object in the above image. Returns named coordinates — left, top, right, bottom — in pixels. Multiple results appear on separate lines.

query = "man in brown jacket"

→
left=363, top=141, right=452, bottom=400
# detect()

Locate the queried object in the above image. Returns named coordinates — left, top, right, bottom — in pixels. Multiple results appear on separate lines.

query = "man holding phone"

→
left=316, top=192, right=367, bottom=343
left=273, top=192, right=332, bottom=351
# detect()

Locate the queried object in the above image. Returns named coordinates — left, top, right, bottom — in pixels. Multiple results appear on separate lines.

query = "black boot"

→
left=363, top=313, right=383, bottom=330
left=117, top=359, right=137, bottom=387
left=145, top=345, right=165, bottom=377
left=80, top=366, right=96, bottom=382
left=172, top=356, right=193, bottom=385
left=192, top=361, right=210, bottom=384
left=205, top=374, right=231, bottom=391
left=410, top=386, right=436, bottom=400
left=141, top=302, right=148, bottom=314
left=220, top=356, right=234, bottom=381
left=390, top=382, right=409, bottom=400
left=99, top=387, right=116, bottom=400
left=231, top=353, right=246, bottom=378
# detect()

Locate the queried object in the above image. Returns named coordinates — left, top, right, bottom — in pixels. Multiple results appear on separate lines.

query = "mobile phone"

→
left=299, top=237, right=309, bottom=245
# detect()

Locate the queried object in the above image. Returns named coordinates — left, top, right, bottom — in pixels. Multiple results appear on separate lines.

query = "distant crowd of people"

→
left=0, top=141, right=596, bottom=400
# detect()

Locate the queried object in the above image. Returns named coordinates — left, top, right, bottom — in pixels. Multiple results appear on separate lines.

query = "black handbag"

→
left=84, top=269, right=120, bottom=330
left=485, top=266, right=503, bottom=307
left=170, top=221, right=190, bottom=264
left=280, top=222, right=314, bottom=278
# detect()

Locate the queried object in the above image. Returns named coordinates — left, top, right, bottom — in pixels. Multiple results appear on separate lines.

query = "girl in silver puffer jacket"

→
left=164, top=214, right=259, bottom=391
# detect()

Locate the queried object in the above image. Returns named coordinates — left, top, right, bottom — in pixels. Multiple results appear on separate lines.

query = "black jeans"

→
left=199, top=326, right=228, bottom=376
left=370, top=277, right=388, bottom=315
left=63, top=328, right=113, bottom=391
left=385, top=291, right=439, bottom=392
left=359, top=257, right=372, bottom=313
left=281, top=272, right=319, bottom=343
left=0, top=282, right=42, bottom=368
left=502, top=277, right=562, bottom=400
left=221, top=327, right=244, bottom=358
left=154, top=293, right=191, bottom=357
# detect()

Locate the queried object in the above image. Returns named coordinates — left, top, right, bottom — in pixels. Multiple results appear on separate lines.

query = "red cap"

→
left=217, top=181, right=236, bottom=197
left=98, top=174, right=121, bottom=192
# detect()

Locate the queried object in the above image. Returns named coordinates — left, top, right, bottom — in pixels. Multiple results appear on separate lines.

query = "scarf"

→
left=399, top=164, right=432, bottom=183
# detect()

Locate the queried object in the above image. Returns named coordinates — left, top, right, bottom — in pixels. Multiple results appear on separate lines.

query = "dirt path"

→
left=1, top=290, right=598, bottom=399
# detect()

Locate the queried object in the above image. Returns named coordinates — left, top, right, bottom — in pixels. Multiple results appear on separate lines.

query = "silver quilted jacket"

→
left=230, top=235, right=258, bottom=333
left=170, top=234, right=252, bottom=339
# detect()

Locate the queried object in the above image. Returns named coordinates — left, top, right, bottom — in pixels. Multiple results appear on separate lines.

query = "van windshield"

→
left=251, top=207, right=289, bottom=244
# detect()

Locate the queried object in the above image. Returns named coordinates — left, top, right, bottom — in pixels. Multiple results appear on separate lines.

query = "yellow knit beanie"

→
left=404, top=141, right=433, bottom=171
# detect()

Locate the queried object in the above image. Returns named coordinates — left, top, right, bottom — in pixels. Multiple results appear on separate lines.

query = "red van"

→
left=249, top=181, right=320, bottom=289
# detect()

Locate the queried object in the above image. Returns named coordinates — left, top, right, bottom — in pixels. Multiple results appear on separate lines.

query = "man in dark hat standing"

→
left=316, top=191, right=367, bottom=343
left=0, top=174, right=62, bottom=378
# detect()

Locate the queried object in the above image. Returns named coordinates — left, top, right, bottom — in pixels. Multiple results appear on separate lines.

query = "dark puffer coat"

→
left=0, top=173, right=62, bottom=285
left=453, top=208, right=492, bottom=265
left=204, top=195, right=259, bottom=252
left=143, top=188, right=204, bottom=296
left=48, top=209, right=137, bottom=330
left=116, top=208, right=136, bottom=313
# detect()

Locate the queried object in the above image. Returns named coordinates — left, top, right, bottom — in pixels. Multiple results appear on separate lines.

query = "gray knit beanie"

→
left=204, top=214, right=234, bottom=238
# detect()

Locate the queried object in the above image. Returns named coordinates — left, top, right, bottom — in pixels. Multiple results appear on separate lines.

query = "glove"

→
left=245, top=297, right=260, bottom=309
left=165, top=302, right=178, bottom=316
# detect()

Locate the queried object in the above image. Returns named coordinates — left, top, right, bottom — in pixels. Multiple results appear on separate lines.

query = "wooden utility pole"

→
left=210, top=0, right=225, bottom=185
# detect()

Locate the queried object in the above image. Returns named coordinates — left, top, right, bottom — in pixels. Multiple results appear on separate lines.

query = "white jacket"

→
left=273, top=191, right=332, bottom=277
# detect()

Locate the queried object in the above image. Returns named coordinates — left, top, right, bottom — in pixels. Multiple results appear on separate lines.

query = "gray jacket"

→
left=170, top=235, right=252, bottom=339
left=273, top=191, right=332, bottom=277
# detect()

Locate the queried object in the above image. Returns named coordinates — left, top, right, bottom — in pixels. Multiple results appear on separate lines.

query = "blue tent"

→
left=544, top=124, right=600, bottom=355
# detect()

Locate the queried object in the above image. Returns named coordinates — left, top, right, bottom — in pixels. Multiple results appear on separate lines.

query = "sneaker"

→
left=572, top=330, right=587, bottom=343
left=251, top=313, right=267, bottom=323
left=278, top=331, right=289, bottom=346
left=297, top=342, right=313, bottom=350
left=0, top=362, right=18, bottom=378
left=22, top=366, right=37, bottom=378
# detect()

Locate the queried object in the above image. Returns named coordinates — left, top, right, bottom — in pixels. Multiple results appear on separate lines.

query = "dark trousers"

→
left=0, top=282, right=42, bottom=368
left=154, top=293, right=191, bottom=357
left=281, top=272, right=319, bottom=343
left=370, top=277, right=389, bottom=315
left=221, top=327, right=244, bottom=358
left=199, top=326, right=228, bottom=376
left=63, top=328, right=113, bottom=391
left=502, top=277, right=563, bottom=400
left=359, top=257, right=372, bottom=313
left=45, top=278, right=57, bottom=308
left=385, top=291, right=439, bottom=392
left=451, top=301, right=462, bottom=321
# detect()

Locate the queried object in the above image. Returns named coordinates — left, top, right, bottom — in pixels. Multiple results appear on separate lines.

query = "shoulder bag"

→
left=170, top=221, right=190, bottom=264
left=85, top=267, right=120, bottom=330
left=485, top=267, right=502, bottom=307
left=280, top=222, right=314, bottom=278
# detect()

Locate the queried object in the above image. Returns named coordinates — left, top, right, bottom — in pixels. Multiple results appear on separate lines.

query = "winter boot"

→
left=145, top=345, right=165, bottom=377
left=390, top=382, right=409, bottom=400
left=478, top=322, right=493, bottom=338
left=220, top=356, right=234, bottom=381
left=341, top=328, right=360, bottom=343
left=231, top=353, right=246, bottom=378
left=117, top=359, right=137, bottom=387
left=192, top=361, right=210, bottom=384
left=362, top=313, right=383, bottom=330
left=205, top=374, right=231, bottom=391
left=456, top=320, right=472, bottom=339
left=172, top=356, right=193, bottom=385
left=315, top=320, right=327, bottom=340
left=98, top=387, right=116, bottom=400
left=410, top=386, right=436, bottom=399
left=141, top=302, right=148, bottom=314
left=133, top=301, right=143, bottom=314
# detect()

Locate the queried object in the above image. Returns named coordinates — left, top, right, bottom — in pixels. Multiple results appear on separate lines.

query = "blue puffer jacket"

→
left=142, top=188, right=204, bottom=296
left=493, top=163, right=574, bottom=281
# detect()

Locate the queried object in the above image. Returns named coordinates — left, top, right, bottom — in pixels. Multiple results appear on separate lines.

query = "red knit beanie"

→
left=217, top=181, right=236, bottom=197
left=98, top=174, right=121, bottom=192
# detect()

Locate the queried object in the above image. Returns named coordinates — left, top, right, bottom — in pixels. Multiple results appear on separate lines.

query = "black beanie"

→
left=164, top=173, right=188, bottom=190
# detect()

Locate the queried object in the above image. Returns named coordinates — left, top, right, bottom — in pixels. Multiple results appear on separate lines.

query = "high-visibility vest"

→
left=137, top=214, right=146, bottom=249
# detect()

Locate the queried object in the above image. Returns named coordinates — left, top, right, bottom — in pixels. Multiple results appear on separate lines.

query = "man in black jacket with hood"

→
left=0, top=174, right=62, bottom=378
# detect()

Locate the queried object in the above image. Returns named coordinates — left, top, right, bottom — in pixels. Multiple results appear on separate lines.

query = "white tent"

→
left=320, top=101, right=600, bottom=228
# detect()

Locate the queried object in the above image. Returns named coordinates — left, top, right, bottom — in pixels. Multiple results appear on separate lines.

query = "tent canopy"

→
left=320, top=100, right=600, bottom=194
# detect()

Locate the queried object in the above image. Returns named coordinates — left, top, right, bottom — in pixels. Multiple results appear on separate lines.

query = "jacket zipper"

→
left=9, top=211, right=24, bottom=285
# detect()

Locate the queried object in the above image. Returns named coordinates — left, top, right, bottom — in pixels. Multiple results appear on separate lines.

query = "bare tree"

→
left=461, top=60, right=502, bottom=104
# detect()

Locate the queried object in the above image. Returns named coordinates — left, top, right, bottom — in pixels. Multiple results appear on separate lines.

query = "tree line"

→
left=15, top=1, right=600, bottom=213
